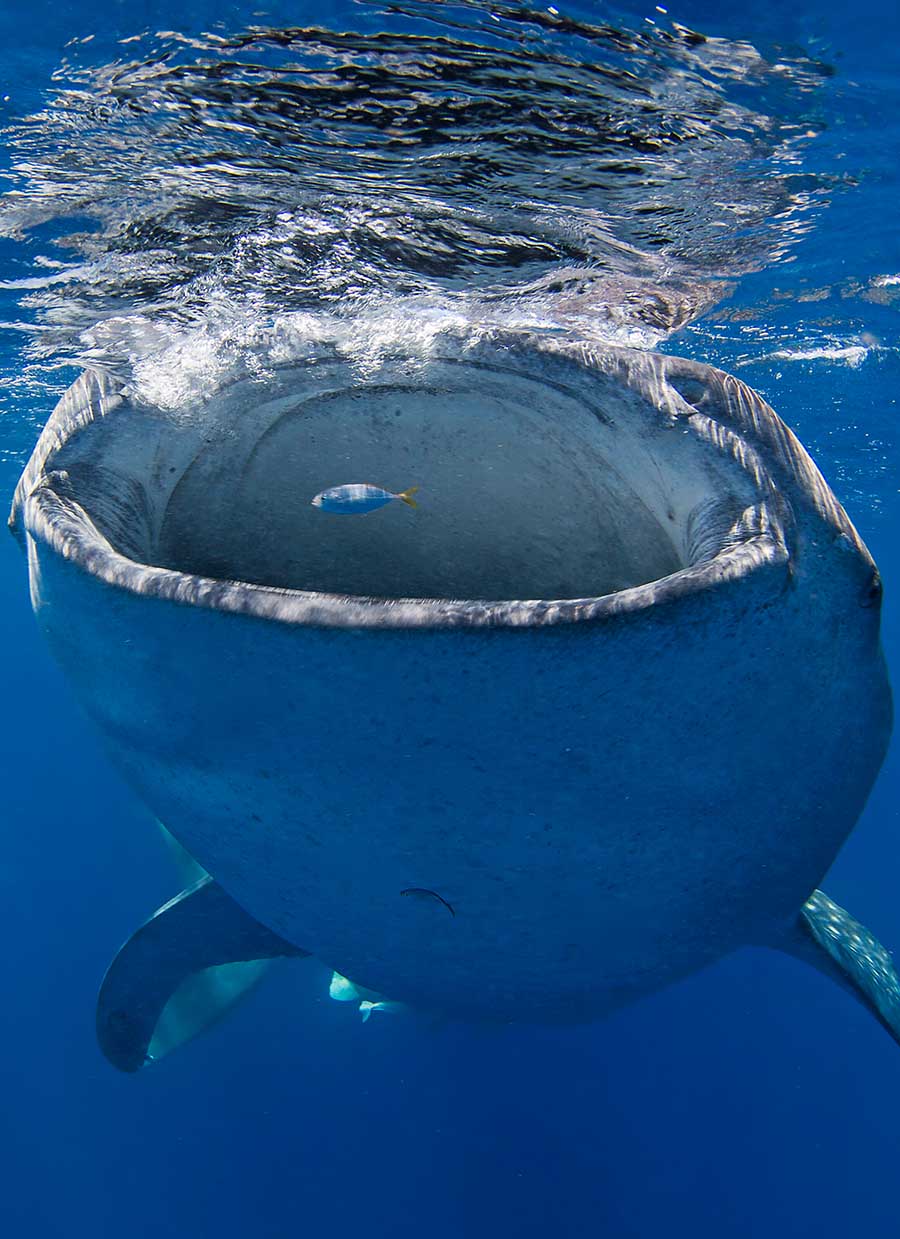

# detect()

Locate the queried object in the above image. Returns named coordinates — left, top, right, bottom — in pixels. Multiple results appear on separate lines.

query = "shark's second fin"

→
left=97, top=877, right=309, bottom=1073
left=776, top=888, right=900, bottom=1047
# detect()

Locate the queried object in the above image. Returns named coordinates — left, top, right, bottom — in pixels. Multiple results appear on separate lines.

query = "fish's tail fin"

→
left=359, top=1001, right=375, bottom=1023
left=398, top=486, right=419, bottom=509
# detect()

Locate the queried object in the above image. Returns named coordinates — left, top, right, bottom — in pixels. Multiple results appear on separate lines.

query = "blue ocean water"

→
left=1, top=2, right=899, bottom=1236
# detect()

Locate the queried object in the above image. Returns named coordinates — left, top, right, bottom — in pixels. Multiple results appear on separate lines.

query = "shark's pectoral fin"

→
left=97, top=877, right=309, bottom=1073
left=776, top=888, right=900, bottom=1046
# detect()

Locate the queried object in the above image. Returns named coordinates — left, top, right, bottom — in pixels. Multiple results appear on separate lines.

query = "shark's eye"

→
left=860, top=573, right=883, bottom=608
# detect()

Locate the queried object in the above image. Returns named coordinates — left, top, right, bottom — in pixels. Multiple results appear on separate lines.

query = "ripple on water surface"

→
left=0, top=0, right=841, bottom=403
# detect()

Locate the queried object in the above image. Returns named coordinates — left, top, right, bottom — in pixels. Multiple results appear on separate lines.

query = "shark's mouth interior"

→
left=59, top=355, right=753, bottom=602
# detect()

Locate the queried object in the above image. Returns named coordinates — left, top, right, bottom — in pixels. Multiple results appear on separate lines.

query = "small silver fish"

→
left=311, top=483, right=419, bottom=514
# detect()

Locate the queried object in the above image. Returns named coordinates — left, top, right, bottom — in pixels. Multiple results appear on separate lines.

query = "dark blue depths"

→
left=1, top=2, right=900, bottom=1237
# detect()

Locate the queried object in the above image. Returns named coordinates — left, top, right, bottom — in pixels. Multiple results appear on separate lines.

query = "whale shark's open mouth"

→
left=19, top=330, right=791, bottom=614
left=156, top=360, right=694, bottom=601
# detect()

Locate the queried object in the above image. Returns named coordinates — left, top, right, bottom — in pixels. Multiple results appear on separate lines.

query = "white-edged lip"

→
left=21, top=479, right=787, bottom=631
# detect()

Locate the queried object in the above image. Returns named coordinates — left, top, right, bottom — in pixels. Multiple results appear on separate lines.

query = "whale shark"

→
left=9, top=326, right=895, bottom=1070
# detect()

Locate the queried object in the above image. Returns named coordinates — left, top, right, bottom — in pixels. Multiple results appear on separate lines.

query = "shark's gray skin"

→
left=9, top=327, right=895, bottom=1070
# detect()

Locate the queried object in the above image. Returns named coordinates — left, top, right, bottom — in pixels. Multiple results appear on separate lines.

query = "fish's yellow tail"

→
left=398, top=486, right=419, bottom=509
